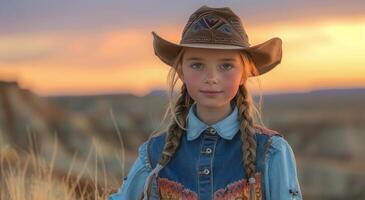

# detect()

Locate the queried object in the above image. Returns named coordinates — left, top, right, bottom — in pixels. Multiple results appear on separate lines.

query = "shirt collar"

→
left=186, top=101, right=240, bottom=141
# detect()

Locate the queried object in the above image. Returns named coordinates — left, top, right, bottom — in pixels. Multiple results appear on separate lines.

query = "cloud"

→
left=0, top=35, right=57, bottom=63
left=0, top=29, right=158, bottom=69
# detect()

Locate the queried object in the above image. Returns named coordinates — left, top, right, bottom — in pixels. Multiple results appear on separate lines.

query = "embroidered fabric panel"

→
left=214, top=173, right=263, bottom=200
left=157, top=173, right=262, bottom=200
left=157, top=177, right=198, bottom=200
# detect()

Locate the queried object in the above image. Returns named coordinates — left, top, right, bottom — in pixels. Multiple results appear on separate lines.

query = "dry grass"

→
left=0, top=139, right=114, bottom=200
left=0, top=108, right=126, bottom=200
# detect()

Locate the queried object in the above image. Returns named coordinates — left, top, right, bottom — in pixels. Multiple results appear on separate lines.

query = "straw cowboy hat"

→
left=151, top=5, right=282, bottom=76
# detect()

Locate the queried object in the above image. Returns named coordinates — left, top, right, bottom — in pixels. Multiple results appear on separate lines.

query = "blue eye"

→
left=221, top=63, right=233, bottom=70
left=190, top=62, right=203, bottom=70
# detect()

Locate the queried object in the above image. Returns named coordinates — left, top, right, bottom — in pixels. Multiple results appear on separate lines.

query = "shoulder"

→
left=253, top=124, right=283, bottom=137
left=252, top=124, right=294, bottom=157
left=142, top=132, right=167, bottom=169
left=137, top=131, right=166, bottom=170
left=269, top=135, right=292, bottom=154
left=148, top=131, right=167, bottom=142
left=254, top=126, right=296, bottom=163
left=253, top=124, right=284, bottom=148
left=147, top=131, right=167, bottom=151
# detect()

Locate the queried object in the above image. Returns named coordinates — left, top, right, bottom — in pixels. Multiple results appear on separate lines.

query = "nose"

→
left=205, top=68, right=218, bottom=85
left=205, top=78, right=217, bottom=85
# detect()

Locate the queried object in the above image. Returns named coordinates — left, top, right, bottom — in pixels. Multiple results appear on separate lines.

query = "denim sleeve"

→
left=108, top=140, right=159, bottom=200
left=264, top=135, right=303, bottom=200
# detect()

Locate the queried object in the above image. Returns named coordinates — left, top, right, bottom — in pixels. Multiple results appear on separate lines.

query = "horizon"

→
left=38, top=85, right=365, bottom=98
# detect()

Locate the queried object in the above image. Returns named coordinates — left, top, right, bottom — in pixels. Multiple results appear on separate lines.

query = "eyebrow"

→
left=186, top=57, right=236, bottom=61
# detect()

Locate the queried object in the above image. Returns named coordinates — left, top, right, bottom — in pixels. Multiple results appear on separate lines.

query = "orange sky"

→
left=0, top=15, right=364, bottom=97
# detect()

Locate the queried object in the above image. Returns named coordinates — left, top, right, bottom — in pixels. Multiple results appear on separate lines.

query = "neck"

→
left=195, top=102, right=232, bottom=125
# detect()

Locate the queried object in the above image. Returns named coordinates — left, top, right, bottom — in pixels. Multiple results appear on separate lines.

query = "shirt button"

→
left=206, top=127, right=216, bottom=135
left=205, top=148, right=212, bottom=154
left=289, top=188, right=299, bottom=196
left=202, top=168, right=210, bottom=175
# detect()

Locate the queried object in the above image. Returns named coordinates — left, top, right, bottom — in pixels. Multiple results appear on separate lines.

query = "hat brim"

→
left=151, top=31, right=282, bottom=76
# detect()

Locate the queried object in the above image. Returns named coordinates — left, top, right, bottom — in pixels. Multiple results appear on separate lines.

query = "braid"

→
left=160, top=84, right=191, bottom=165
left=140, top=83, right=193, bottom=200
left=236, top=84, right=258, bottom=200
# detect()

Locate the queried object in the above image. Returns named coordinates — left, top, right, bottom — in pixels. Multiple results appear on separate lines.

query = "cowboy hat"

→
left=151, top=5, right=282, bottom=76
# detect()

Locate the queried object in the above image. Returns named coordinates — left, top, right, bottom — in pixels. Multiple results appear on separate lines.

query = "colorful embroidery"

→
left=190, top=13, right=234, bottom=36
left=157, top=177, right=198, bottom=200
left=214, top=173, right=263, bottom=200
left=157, top=174, right=262, bottom=200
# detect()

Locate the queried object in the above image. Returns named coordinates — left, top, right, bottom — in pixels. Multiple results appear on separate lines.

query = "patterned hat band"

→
left=180, top=11, right=250, bottom=47
left=152, top=5, right=283, bottom=77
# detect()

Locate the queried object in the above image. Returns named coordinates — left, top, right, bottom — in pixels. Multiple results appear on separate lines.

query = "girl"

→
left=109, top=5, right=302, bottom=200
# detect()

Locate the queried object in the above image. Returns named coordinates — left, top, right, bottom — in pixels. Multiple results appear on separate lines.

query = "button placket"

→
left=198, top=127, right=218, bottom=200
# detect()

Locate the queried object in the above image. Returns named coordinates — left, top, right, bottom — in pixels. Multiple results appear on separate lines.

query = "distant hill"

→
left=309, top=87, right=365, bottom=96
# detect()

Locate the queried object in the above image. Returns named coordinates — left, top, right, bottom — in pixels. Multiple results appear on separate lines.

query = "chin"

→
left=196, top=100, right=227, bottom=109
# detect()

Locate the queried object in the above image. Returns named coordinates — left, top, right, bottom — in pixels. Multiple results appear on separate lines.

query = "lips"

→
left=200, top=90, right=222, bottom=93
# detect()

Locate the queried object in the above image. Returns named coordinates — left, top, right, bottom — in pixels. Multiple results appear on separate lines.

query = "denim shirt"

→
left=109, top=102, right=302, bottom=200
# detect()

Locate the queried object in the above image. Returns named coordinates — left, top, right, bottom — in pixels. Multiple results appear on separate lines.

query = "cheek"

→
left=222, top=73, right=241, bottom=93
left=184, top=72, right=201, bottom=101
left=182, top=70, right=202, bottom=91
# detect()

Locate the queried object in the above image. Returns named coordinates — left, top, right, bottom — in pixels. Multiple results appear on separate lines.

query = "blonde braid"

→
left=236, top=84, right=258, bottom=200
left=140, top=84, right=193, bottom=200
left=160, top=84, right=192, bottom=165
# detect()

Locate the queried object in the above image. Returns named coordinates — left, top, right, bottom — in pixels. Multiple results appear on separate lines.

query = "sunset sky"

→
left=0, top=0, right=364, bottom=97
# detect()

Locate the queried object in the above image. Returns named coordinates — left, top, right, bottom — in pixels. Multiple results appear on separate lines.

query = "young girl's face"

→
left=178, top=47, right=245, bottom=109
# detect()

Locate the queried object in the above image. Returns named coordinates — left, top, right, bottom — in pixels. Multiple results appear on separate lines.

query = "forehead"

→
left=182, top=47, right=241, bottom=61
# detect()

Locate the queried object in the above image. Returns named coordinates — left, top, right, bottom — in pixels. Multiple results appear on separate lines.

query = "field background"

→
left=0, top=81, right=364, bottom=199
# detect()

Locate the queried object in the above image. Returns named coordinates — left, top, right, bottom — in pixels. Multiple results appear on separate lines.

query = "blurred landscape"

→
left=0, top=80, right=364, bottom=199
left=1, top=1, right=365, bottom=199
